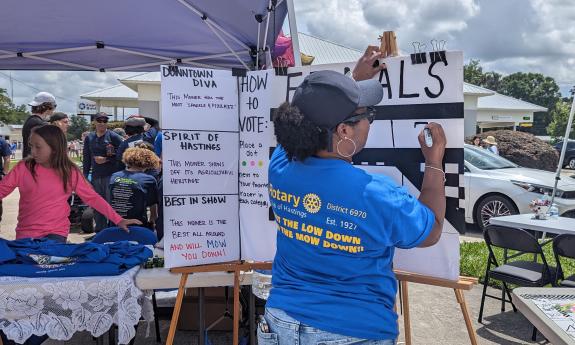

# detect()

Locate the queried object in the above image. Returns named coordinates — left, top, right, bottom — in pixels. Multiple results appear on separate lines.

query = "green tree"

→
left=548, top=99, right=575, bottom=139
left=0, top=88, right=29, bottom=124
left=67, top=115, right=90, bottom=140
left=482, top=71, right=502, bottom=92
left=464, top=59, right=484, bottom=86
left=499, top=72, right=561, bottom=112
left=464, top=60, right=502, bottom=92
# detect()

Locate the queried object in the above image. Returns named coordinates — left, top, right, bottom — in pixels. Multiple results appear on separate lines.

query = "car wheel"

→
left=81, top=208, right=95, bottom=233
left=475, top=195, right=518, bottom=231
left=569, top=158, right=575, bottom=170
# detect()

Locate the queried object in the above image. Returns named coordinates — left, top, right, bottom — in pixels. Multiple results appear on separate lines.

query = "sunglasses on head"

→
left=343, top=107, right=376, bottom=125
left=96, top=118, right=108, bottom=123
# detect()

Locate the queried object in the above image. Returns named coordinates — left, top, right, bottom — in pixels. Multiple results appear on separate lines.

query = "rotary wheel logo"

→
left=303, top=193, right=322, bottom=214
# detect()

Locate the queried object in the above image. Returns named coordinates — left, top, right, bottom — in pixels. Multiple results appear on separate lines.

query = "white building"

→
left=81, top=33, right=547, bottom=138
left=476, top=92, right=547, bottom=132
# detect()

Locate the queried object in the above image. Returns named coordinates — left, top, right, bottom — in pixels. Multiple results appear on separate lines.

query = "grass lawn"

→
left=9, top=156, right=82, bottom=170
left=460, top=240, right=575, bottom=288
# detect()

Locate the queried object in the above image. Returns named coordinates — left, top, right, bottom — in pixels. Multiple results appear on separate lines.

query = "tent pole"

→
left=256, top=21, right=261, bottom=69
left=23, top=55, right=99, bottom=71
left=285, top=0, right=301, bottom=67
left=263, top=1, right=272, bottom=58
left=24, top=46, right=95, bottom=56
left=176, top=0, right=251, bottom=51
left=550, top=94, right=575, bottom=206
left=204, top=21, right=251, bottom=70
left=0, top=47, right=95, bottom=60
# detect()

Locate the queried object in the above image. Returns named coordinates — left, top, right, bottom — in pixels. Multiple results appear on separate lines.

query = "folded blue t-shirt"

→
left=0, top=238, right=152, bottom=277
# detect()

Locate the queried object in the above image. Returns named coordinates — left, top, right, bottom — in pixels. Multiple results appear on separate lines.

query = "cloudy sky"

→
left=1, top=0, right=574, bottom=115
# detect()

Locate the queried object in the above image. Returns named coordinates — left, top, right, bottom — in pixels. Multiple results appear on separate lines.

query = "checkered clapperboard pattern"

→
left=267, top=102, right=466, bottom=233
left=352, top=147, right=466, bottom=234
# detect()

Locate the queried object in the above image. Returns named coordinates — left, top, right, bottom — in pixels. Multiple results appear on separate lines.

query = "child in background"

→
left=0, top=125, right=141, bottom=242
left=135, top=141, right=161, bottom=181
left=109, top=147, right=159, bottom=231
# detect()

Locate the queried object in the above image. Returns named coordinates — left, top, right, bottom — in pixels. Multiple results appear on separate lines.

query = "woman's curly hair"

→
left=122, top=147, right=160, bottom=170
left=273, top=102, right=328, bottom=161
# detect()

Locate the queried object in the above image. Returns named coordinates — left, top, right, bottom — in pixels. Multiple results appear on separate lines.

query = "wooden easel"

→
left=395, top=270, right=478, bottom=345
left=166, top=261, right=272, bottom=345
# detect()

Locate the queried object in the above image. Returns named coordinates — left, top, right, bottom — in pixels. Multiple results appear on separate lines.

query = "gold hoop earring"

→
left=336, top=137, right=357, bottom=158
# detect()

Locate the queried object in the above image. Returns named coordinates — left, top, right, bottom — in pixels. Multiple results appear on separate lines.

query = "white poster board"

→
left=160, top=52, right=464, bottom=280
left=239, top=51, right=464, bottom=280
left=238, top=70, right=282, bottom=261
left=161, top=66, right=240, bottom=268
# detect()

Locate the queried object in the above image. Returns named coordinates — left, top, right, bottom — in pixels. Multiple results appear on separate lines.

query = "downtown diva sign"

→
left=161, top=66, right=240, bottom=268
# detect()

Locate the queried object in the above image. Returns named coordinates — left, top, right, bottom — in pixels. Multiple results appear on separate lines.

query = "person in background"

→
left=155, top=176, right=164, bottom=242
left=134, top=141, right=161, bottom=181
left=483, top=135, right=499, bottom=155
left=83, top=112, right=124, bottom=231
left=49, top=112, right=70, bottom=133
left=153, top=131, right=162, bottom=158
left=0, top=136, right=12, bottom=225
left=23, top=92, right=56, bottom=158
left=143, top=117, right=160, bottom=144
left=113, top=127, right=128, bottom=140
left=472, top=135, right=481, bottom=147
left=0, top=125, right=140, bottom=242
left=109, top=147, right=159, bottom=231
left=259, top=47, right=447, bottom=344
left=116, top=116, right=146, bottom=170
left=10, top=141, right=17, bottom=159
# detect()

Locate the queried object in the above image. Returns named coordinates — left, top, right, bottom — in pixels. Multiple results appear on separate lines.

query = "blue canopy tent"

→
left=0, top=0, right=295, bottom=71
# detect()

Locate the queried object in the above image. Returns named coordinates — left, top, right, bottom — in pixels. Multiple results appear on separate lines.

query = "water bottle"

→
left=252, top=269, right=272, bottom=300
left=549, top=203, right=559, bottom=218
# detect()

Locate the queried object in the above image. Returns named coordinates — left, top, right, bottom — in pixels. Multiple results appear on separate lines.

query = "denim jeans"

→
left=91, top=175, right=111, bottom=231
left=258, top=308, right=396, bottom=345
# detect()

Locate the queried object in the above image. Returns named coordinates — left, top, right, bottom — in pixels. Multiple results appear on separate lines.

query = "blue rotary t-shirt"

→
left=267, top=146, right=435, bottom=341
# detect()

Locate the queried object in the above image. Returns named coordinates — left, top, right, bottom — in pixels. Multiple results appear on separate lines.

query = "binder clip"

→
left=167, top=60, right=180, bottom=75
left=410, top=42, right=427, bottom=65
left=430, top=39, right=448, bottom=65
left=274, top=55, right=289, bottom=76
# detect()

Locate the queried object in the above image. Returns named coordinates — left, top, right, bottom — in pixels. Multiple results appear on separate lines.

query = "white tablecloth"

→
left=490, top=214, right=575, bottom=235
left=0, top=266, right=153, bottom=344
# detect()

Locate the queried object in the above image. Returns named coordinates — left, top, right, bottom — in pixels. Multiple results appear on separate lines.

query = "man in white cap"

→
left=23, top=92, right=57, bottom=157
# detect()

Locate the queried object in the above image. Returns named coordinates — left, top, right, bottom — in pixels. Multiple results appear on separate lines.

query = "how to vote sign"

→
left=161, top=66, right=240, bottom=268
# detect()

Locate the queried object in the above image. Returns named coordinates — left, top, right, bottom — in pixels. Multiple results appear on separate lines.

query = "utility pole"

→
left=9, top=71, right=13, bottom=102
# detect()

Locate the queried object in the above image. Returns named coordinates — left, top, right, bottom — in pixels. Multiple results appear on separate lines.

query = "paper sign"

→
left=161, top=66, right=240, bottom=268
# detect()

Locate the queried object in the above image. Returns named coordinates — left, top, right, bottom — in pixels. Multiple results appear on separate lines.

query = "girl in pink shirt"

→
left=0, top=125, right=141, bottom=241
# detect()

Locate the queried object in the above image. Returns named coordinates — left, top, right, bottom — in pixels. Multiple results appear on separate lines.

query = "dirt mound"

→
left=466, top=130, right=558, bottom=171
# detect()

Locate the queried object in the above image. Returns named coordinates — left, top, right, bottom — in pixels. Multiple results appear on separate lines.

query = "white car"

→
left=464, top=144, right=575, bottom=230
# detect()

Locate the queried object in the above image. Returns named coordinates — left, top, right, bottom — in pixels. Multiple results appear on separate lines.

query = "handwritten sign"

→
left=238, top=70, right=278, bottom=261
left=240, top=52, right=464, bottom=280
left=161, top=66, right=240, bottom=268
left=159, top=53, right=464, bottom=280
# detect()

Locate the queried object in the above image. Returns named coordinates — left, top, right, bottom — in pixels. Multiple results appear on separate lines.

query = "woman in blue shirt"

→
left=260, top=47, right=448, bottom=345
